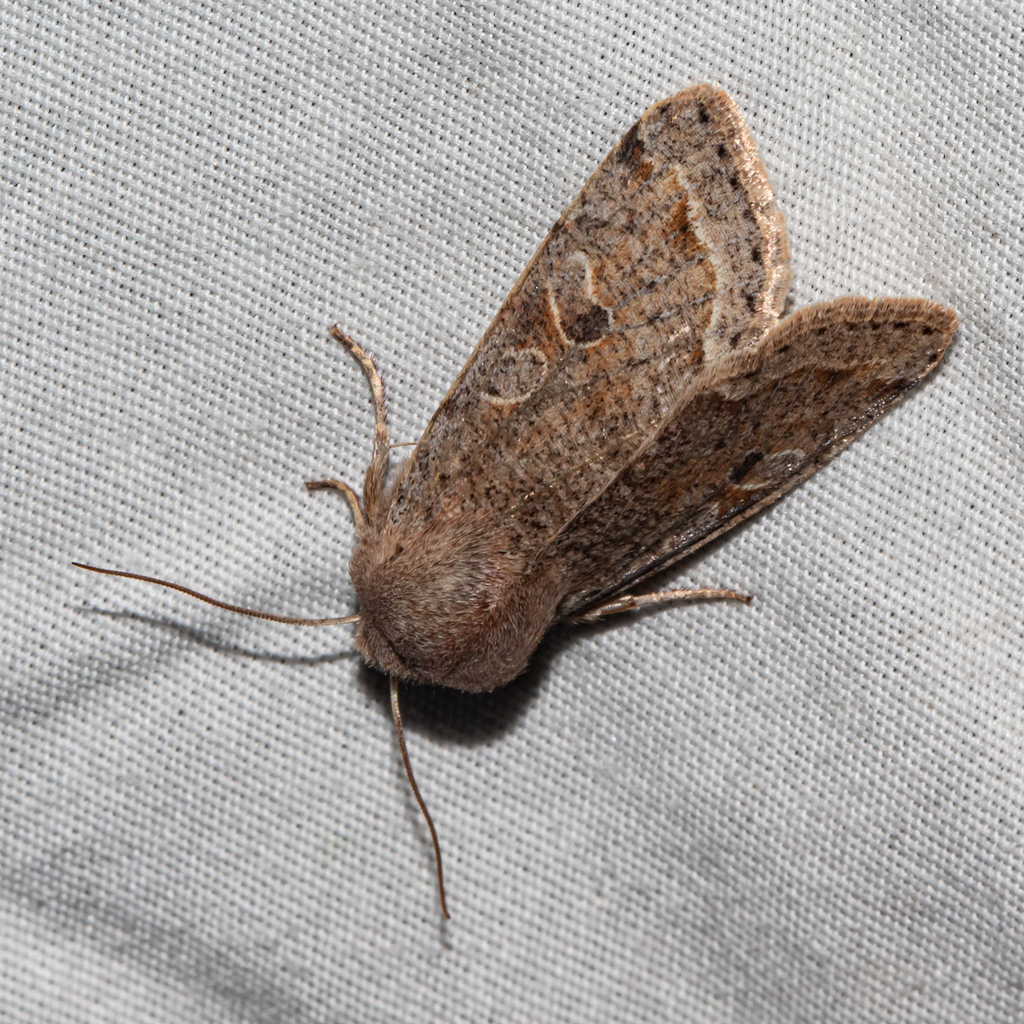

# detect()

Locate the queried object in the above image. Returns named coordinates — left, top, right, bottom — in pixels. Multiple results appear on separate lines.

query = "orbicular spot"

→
left=548, top=252, right=615, bottom=349
left=566, top=304, right=612, bottom=346
left=481, top=346, right=550, bottom=407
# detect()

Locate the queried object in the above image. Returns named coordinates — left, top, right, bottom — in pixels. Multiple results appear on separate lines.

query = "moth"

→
left=77, top=85, right=957, bottom=918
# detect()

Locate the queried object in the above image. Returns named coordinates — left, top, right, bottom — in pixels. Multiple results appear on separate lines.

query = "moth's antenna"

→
left=328, top=326, right=391, bottom=522
left=390, top=676, right=449, bottom=919
left=72, top=563, right=359, bottom=626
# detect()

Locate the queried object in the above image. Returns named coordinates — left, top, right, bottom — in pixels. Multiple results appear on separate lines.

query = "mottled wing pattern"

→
left=552, top=297, right=958, bottom=616
left=389, top=85, right=790, bottom=555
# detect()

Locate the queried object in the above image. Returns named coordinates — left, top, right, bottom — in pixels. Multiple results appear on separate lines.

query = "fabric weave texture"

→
left=2, top=1, right=1022, bottom=1021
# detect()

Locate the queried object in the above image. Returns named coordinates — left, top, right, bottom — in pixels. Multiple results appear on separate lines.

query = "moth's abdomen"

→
left=348, top=514, right=560, bottom=692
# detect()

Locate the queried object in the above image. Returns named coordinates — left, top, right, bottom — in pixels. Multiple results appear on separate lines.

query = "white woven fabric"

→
left=3, top=1, right=1022, bottom=1020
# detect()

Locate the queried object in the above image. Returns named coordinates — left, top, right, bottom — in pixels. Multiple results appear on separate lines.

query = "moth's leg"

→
left=328, top=325, right=391, bottom=517
left=572, top=587, right=751, bottom=623
left=304, top=478, right=367, bottom=534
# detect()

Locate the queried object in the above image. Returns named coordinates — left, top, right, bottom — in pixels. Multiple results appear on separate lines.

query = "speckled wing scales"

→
left=389, top=85, right=790, bottom=555
left=552, top=297, right=958, bottom=616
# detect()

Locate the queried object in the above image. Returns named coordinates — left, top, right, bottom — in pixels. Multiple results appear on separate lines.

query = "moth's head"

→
left=348, top=514, right=559, bottom=692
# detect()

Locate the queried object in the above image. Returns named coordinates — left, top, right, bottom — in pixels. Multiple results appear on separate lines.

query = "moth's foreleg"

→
left=572, top=587, right=752, bottom=624
left=304, top=477, right=367, bottom=534
left=328, top=325, right=391, bottom=518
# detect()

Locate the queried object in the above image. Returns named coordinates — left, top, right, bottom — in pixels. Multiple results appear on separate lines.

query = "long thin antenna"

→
left=390, top=676, right=449, bottom=919
left=72, top=563, right=359, bottom=626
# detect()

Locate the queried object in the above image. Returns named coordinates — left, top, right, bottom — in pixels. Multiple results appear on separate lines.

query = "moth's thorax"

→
left=348, top=512, right=561, bottom=692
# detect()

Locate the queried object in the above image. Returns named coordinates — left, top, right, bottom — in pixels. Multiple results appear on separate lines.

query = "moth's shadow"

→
left=79, top=510, right=767, bottom=746
left=352, top=518, right=764, bottom=747
left=80, top=605, right=559, bottom=745
left=354, top=632, right=566, bottom=747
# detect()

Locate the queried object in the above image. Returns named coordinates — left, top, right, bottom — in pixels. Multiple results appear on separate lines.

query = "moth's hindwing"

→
left=553, top=296, right=958, bottom=615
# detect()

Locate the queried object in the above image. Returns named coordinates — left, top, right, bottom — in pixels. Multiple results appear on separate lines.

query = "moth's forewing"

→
left=553, top=296, right=957, bottom=616
left=348, top=86, right=954, bottom=692
left=388, top=85, right=790, bottom=558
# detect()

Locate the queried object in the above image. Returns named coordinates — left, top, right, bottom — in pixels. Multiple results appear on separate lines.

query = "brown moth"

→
left=77, top=85, right=957, bottom=918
